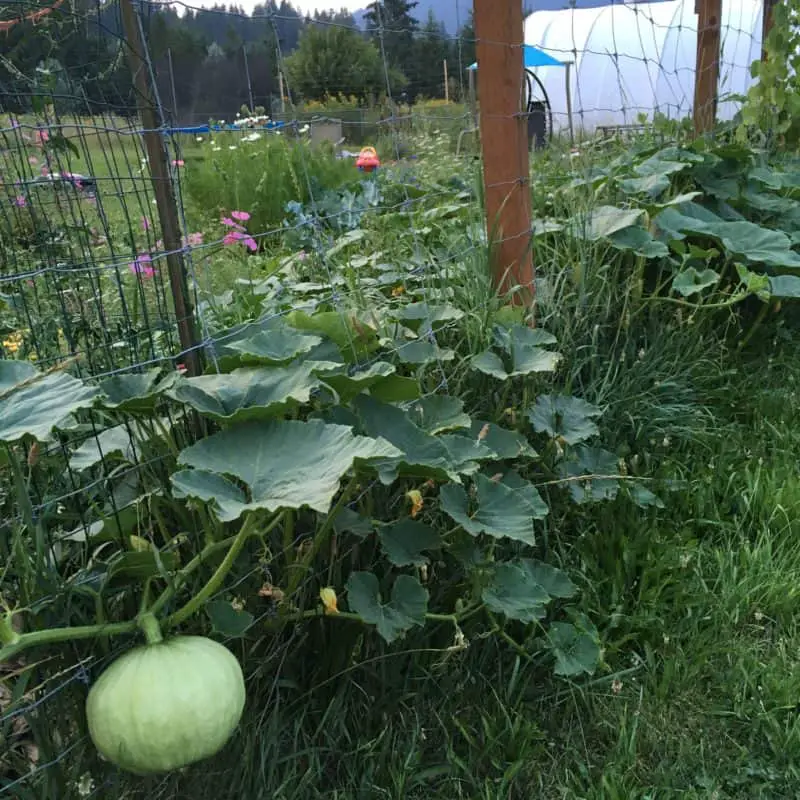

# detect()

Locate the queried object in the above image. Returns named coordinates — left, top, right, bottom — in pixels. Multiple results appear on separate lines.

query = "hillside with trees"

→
left=0, top=0, right=474, bottom=121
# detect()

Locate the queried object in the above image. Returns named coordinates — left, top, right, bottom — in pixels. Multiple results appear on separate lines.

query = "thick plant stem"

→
left=0, top=614, right=20, bottom=647
left=138, top=612, right=164, bottom=645
left=0, top=621, right=138, bottom=664
left=148, top=534, right=239, bottom=617
left=165, top=514, right=261, bottom=630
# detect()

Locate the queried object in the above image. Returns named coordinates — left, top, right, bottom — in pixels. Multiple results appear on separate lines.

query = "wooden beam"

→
left=473, top=0, right=533, bottom=304
left=119, top=0, right=203, bottom=378
left=762, top=0, right=778, bottom=61
left=693, top=0, right=722, bottom=136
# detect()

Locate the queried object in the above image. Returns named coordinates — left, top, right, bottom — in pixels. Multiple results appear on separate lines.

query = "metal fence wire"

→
left=0, top=0, right=762, bottom=795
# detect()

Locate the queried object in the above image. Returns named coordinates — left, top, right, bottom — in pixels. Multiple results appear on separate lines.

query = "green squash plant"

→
left=0, top=304, right=627, bottom=771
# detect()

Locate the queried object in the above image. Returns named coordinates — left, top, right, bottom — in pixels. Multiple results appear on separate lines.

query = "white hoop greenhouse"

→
left=524, top=0, right=764, bottom=132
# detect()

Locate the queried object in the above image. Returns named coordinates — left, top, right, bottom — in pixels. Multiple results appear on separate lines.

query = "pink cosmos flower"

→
left=223, top=230, right=257, bottom=251
left=129, top=253, right=155, bottom=278
left=141, top=216, right=151, bottom=231
left=230, top=210, right=250, bottom=222
left=34, top=130, right=49, bottom=146
left=220, top=216, right=244, bottom=231
left=171, top=159, right=184, bottom=167
left=184, top=232, right=203, bottom=247
left=28, top=156, right=38, bottom=166
left=13, top=195, right=26, bottom=207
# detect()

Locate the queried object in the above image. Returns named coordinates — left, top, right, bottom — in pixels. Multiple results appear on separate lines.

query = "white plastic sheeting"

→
left=524, top=0, right=764, bottom=132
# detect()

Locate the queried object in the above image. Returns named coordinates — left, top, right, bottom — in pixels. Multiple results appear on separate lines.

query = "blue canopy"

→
left=467, top=44, right=565, bottom=71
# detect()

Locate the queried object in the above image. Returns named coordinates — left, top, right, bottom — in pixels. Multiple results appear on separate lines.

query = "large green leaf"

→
left=225, top=327, right=323, bottom=364
left=346, top=572, right=428, bottom=643
left=354, top=395, right=481, bottom=483
left=285, top=310, right=380, bottom=362
left=439, top=471, right=547, bottom=545
left=472, top=324, right=561, bottom=379
left=769, top=275, right=800, bottom=298
left=571, top=206, right=644, bottom=241
left=405, top=396, right=471, bottom=435
left=394, top=302, right=464, bottom=333
left=655, top=204, right=800, bottom=269
left=528, top=394, right=602, bottom=445
left=316, top=361, right=396, bottom=402
left=166, top=365, right=319, bottom=422
left=608, top=227, right=670, bottom=259
left=519, top=559, right=577, bottom=599
left=378, top=520, right=442, bottom=566
left=482, top=562, right=550, bottom=622
left=98, top=369, right=174, bottom=412
left=393, top=339, right=456, bottom=365
left=458, top=420, right=537, bottom=460
left=618, top=173, right=671, bottom=198
left=176, top=419, right=400, bottom=517
left=559, top=446, right=619, bottom=504
left=547, top=620, right=600, bottom=677
left=70, top=425, right=136, bottom=471
left=206, top=599, right=254, bottom=637
left=672, top=267, right=721, bottom=297
left=171, top=469, right=248, bottom=522
left=0, top=362, right=100, bottom=443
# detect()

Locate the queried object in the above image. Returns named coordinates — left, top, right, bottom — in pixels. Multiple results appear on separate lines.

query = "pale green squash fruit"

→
left=86, top=635, right=246, bottom=774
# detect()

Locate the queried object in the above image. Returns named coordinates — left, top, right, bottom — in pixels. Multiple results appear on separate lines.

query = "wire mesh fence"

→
left=0, top=0, right=769, bottom=795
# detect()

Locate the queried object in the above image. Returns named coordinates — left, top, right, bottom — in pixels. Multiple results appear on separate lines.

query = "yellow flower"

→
left=319, top=587, right=338, bottom=615
left=406, top=489, right=424, bottom=518
left=2, top=331, right=23, bottom=354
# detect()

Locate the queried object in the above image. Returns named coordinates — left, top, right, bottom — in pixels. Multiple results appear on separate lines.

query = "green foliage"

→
left=285, top=24, right=391, bottom=102
left=739, top=1, right=800, bottom=148
left=181, top=135, right=358, bottom=236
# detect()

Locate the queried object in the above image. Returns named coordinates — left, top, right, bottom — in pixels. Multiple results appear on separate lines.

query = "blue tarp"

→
left=162, top=121, right=288, bottom=135
left=467, top=44, right=565, bottom=71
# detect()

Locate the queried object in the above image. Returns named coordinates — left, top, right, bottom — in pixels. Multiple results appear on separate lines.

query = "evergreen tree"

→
left=363, top=0, right=418, bottom=95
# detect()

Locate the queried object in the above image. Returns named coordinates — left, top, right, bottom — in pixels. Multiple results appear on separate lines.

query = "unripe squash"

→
left=86, top=635, right=246, bottom=774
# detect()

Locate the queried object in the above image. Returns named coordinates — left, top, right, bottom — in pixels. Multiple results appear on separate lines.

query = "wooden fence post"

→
left=473, top=0, right=534, bottom=305
left=762, top=0, right=777, bottom=61
left=119, top=0, right=203, bottom=377
left=693, top=0, right=722, bottom=136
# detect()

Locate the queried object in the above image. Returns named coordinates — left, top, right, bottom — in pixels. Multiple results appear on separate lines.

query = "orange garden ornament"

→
left=356, top=146, right=380, bottom=173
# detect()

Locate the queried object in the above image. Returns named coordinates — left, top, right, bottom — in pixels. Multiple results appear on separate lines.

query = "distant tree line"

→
left=0, top=0, right=476, bottom=122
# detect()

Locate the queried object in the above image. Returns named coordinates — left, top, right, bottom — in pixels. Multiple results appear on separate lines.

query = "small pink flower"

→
left=220, top=216, right=244, bottom=231
left=13, top=195, right=26, bottom=207
left=184, top=232, right=203, bottom=247
left=141, top=216, right=151, bottom=231
left=10, top=118, right=19, bottom=128
left=28, top=156, right=38, bottom=166
left=223, top=230, right=258, bottom=252
left=176, top=362, right=188, bottom=375
left=129, top=253, right=155, bottom=278
left=34, top=130, right=49, bottom=146
left=298, top=250, right=308, bottom=261
left=171, top=159, right=184, bottom=167
left=230, top=210, right=250, bottom=222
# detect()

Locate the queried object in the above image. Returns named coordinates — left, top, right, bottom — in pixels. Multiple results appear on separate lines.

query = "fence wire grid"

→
left=0, top=0, right=766, bottom=795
